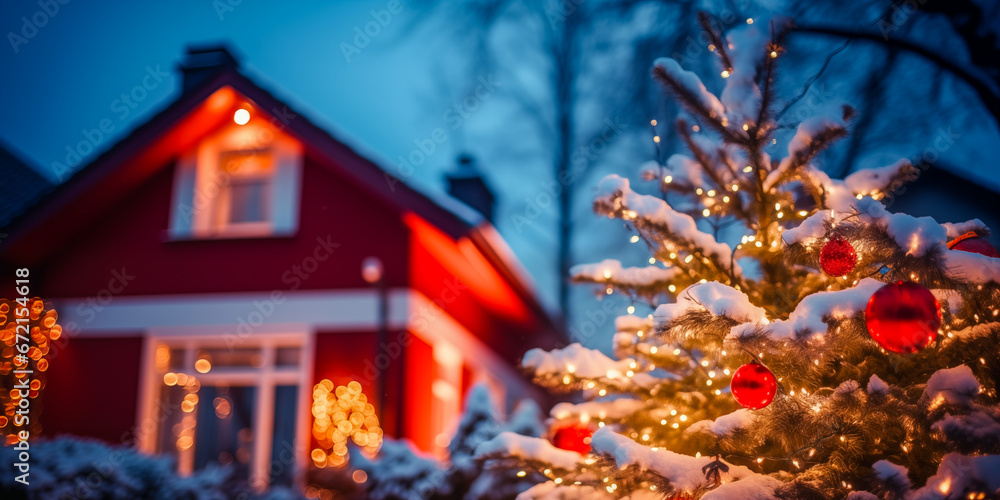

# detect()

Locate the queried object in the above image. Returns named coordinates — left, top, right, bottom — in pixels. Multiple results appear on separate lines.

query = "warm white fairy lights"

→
left=311, top=379, right=382, bottom=468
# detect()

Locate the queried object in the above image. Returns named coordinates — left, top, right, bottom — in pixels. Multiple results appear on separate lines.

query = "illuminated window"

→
left=215, top=149, right=273, bottom=227
left=168, top=102, right=302, bottom=240
left=149, top=336, right=307, bottom=489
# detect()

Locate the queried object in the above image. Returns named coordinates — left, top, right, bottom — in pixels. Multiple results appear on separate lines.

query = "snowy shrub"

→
left=344, top=383, right=547, bottom=500
left=0, top=436, right=306, bottom=500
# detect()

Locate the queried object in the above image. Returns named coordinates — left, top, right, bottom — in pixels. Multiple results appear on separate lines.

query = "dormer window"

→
left=215, top=149, right=273, bottom=228
left=168, top=98, right=302, bottom=240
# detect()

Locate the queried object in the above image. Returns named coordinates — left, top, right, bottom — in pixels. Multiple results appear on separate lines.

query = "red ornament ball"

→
left=551, top=423, right=594, bottom=454
left=820, top=234, right=857, bottom=277
left=947, top=231, right=999, bottom=258
left=731, top=361, right=777, bottom=410
left=865, top=281, right=941, bottom=354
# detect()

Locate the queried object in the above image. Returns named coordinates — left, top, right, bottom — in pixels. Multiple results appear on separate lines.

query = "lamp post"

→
left=361, top=257, right=388, bottom=425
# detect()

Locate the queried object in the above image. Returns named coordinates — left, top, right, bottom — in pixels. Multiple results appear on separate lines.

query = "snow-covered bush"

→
left=0, top=436, right=306, bottom=500
left=346, top=383, right=547, bottom=500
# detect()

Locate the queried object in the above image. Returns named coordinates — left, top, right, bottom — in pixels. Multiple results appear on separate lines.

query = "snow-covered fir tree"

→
left=352, top=383, right=548, bottom=500
left=474, top=13, right=1000, bottom=500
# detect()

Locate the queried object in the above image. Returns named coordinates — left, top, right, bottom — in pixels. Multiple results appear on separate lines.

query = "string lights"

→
left=311, top=379, right=383, bottom=468
left=504, top=12, right=1000, bottom=500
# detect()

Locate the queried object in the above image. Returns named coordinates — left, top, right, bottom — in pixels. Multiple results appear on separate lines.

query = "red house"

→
left=0, top=46, right=563, bottom=489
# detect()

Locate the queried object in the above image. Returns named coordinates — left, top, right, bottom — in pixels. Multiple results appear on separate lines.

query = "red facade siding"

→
left=34, top=154, right=409, bottom=300
left=41, top=336, right=144, bottom=444
left=407, top=219, right=546, bottom=364
left=402, top=333, right=434, bottom=451
left=312, top=330, right=409, bottom=442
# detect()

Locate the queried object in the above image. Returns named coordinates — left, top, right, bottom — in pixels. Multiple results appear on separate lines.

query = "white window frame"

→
left=167, top=120, right=302, bottom=240
left=138, top=330, right=313, bottom=490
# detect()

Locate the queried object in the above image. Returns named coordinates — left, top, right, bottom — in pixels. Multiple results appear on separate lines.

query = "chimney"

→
left=445, top=153, right=495, bottom=223
left=177, top=44, right=240, bottom=93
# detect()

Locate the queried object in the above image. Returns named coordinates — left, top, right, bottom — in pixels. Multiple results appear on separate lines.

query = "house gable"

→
left=30, top=110, right=412, bottom=298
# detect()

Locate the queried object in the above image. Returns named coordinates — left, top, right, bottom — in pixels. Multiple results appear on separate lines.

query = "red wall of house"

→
left=30, top=154, right=410, bottom=300
left=407, top=220, right=547, bottom=365
left=312, top=329, right=435, bottom=452
left=312, top=330, right=408, bottom=442
left=402, top=333, right=435, bottom=451
left=40, top=335, right=144, bottom=444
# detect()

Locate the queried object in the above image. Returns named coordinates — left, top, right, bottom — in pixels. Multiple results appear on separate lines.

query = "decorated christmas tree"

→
left=475, top=14, right=1000, bottom=500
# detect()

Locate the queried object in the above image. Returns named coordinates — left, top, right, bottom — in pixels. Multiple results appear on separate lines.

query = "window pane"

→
left=220, top=150, right=273, bottom=175
left=270, top=385, right=299, bottom=486
left=197, top=347, right=263, bottom=368
left=228, top=180, right=269, bottom=223
left=158, top=384, right=189, bottom=454
left=194, top=385, right=257, bottom=480
left=275, top=347, right=301, bottom=367
left=168, top=348, right=185, bottom=370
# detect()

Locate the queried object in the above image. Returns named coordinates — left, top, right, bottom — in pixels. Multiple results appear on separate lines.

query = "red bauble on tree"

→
left=731, top=361, right=777, bottom=410
left=865, top=281, right=941, bottom=354
left=947, top=231, right=1000, bottom=258
left=551, top=422, right=594, bottom=454
left=820, top=234, right=857, bottom=277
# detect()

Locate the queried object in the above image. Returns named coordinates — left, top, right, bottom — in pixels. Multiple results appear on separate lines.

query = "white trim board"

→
left=51, top=288, right=411, bottom=335
left=52, top=287, right=535, bottom=400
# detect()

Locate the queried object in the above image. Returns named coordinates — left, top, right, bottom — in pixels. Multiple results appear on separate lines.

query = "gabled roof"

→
left=0, top=140, right=52, bottom=228
left=0, top=48, right=562, bottom=340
